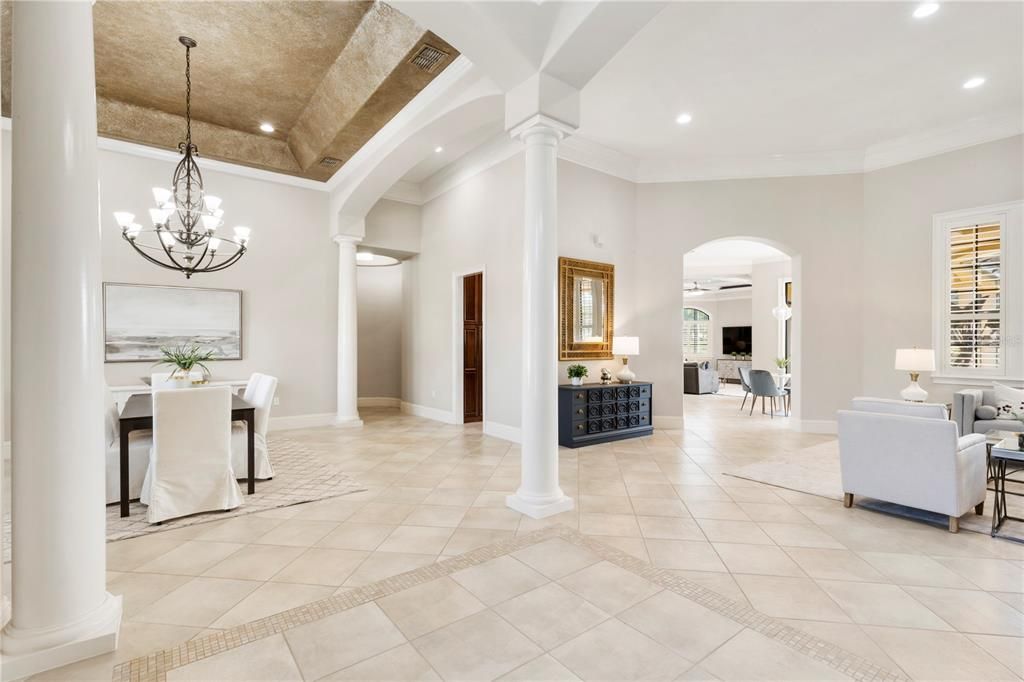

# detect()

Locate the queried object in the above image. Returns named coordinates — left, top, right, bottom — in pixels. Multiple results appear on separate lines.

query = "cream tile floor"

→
left=35, top=394, right=1024, bottom=681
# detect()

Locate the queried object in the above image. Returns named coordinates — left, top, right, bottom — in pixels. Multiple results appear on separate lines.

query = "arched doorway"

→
left=681, top=237, right=800, bottom=427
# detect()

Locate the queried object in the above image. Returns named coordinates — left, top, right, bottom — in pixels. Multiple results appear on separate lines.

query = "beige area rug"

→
left=113, top=526, right=903, bottom=682
left=725, top=440, right=1024, bottom=536
left=107, top=437, right=365, bottom=541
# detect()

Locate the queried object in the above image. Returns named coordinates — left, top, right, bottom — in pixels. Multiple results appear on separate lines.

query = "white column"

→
left=507, top=118, right=574, bottom=519
left=2, top=2, right=122, bottom=678
left=333, top=235, right=363, bottom=427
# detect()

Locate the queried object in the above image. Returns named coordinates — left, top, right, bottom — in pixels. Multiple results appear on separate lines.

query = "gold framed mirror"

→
left=559, top=257, right=615, bottom=360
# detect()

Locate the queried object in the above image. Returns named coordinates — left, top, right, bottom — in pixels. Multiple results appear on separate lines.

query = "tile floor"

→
left=32, top=393, right=1024, bottom=681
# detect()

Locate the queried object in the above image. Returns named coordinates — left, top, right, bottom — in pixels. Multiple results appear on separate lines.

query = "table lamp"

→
left=612, top=336, right=640, bottom=384
left=895, top=348, right=935, bottom=402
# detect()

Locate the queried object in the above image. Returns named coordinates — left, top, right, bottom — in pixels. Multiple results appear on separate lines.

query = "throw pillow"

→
left=993, top=383, right=1024, bottom=421
left=975, top=405, right=998, bottom=420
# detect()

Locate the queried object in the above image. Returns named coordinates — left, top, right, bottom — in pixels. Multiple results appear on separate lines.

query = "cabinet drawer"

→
left=571, top=390, right=588, bottom=405
left=639, top=399, right=650, bottom=412
left=638, top=385, right=651, bottom=398
left=571, top=405, right=587, bottom=421
left=588, top=390, right=604, bottom=403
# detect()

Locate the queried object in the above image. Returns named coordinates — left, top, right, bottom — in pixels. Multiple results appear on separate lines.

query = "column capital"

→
left=333, top=234, right=362, bottom=247
left=509, top=114, right=576, bottom=144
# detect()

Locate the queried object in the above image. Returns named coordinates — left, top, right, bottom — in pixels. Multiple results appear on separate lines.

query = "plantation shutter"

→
left=682, top=307, right=711, bottom=356
left=947, top=222, right=1001, bottom=371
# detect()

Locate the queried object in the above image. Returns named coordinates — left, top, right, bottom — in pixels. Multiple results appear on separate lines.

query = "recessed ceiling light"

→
left=675, top=112, right=693, bottom=125
left=259, top=122, right=275, bottom=133
left=963, top=76, right=986, bottom=89
left=913, top=3, right=939, bottom=19
left=434, top=146, right=444, bottom=153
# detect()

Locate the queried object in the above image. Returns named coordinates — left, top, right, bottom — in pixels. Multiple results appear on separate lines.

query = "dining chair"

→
left=232, top=373, right=279, bottom=480
left=738, top=366, right=752, bottom=411
left=104, top=387, right=152, bottom=505
left=140, top=385, right=242, bottom=523
left=747, top=369, right=789, bottom=418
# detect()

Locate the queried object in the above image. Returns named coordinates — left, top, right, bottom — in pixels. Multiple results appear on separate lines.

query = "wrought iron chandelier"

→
left=113, top=36, right=250, bottom=279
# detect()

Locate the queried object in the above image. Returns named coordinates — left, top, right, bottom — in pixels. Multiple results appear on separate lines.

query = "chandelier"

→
left=113, top=36, right=250, bottom=279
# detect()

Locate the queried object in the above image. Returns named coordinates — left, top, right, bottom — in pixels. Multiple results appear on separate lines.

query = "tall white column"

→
left=2, top=2, right=122, bottom=678
left=334, top=235, right=363, bottom=427
left=507, top=118, right=574, bottom=519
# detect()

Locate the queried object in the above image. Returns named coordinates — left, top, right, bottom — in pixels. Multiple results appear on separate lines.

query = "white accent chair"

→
left=104, top=388, right=152, bottom=505
left=141, top=386, right=243, bottom=523
left=837, top=397, right=987, bottom=533
left=231, top=373, right=278, bottom=480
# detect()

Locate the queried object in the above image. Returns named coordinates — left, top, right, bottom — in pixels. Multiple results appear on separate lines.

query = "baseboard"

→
left=798, top=419, right=838, bottom=435
left=358, top=397, right=401, bottom=408
left=652, top=416, right=684, bottom=430
left=400, top=401, right=458, bottom=424
left=483, top=421, right=521, bottom=443
left=269, top=413, right=336, bottom=432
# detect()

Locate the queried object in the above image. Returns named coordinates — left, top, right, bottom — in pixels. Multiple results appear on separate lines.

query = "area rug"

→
left=724, top=441, right=1024, bottom=536
left=113, top=526, right=902, bottom=682
left=107, top=436, right=365, bottom=541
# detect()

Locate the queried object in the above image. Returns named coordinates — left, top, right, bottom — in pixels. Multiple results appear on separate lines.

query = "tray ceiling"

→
left=1, top=1, right=458, bottom=182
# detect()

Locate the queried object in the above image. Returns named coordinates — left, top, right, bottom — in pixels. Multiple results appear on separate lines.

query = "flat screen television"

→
left=722, top=326, right=752, bottom=355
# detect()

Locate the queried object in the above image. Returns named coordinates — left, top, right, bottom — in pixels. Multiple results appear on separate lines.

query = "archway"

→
left=681, top=237, right=801, bottom=428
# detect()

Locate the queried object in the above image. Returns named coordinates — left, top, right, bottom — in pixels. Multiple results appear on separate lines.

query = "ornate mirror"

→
left=559, top=257, right=614, bottom=360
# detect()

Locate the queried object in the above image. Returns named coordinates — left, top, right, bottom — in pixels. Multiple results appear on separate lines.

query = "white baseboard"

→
left=483, top=421, right=521, bottom=443
left=400, top=401, right=458, bottom=424
left=269, top=413, right=336, bottom=432
left=358, top=397, right=401, bottom=408
left=798, top=419, right=838, bottom=435
left=653, top=416, right=684, bottom=430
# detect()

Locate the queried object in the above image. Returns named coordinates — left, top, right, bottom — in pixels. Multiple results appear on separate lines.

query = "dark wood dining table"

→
left=118, top=392, right=257, bottom=517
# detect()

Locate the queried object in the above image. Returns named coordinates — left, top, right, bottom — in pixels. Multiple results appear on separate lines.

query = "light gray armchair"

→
left=684, top=362, right=720, bottom=395
left=953, top=389, right=1024, bottom=436
left=747, top=369, right=789, bottom=417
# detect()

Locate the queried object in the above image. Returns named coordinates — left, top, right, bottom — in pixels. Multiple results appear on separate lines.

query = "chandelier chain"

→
left=184, top=43, right=192, bottom=145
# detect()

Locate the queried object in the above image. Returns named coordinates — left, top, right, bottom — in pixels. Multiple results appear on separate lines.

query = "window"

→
left=933, top=201, right=1023, bottom=382
left=682, top=307, right=711, bottom=358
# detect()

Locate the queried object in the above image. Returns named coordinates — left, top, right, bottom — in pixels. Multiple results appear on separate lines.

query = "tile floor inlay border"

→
left=113, top=525, right=905, bottom=682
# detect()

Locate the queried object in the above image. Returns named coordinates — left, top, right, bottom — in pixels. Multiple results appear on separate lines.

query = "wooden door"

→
left=463, top=273, right=483, bottom=423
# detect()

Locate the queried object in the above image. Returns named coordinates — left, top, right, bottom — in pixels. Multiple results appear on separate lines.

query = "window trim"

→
left=931, top=200, right=1023, bottom=385
left=682, top=306, right=713, bottom=360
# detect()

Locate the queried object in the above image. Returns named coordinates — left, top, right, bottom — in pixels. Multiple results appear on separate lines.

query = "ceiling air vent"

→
left=409, top=43, right=449, bottom=73
left=319, top=156, right=342, bottom=169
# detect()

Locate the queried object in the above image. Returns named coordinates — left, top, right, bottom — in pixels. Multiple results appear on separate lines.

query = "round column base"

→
left=506, top=491, right=575, bottom=519
left=332, top=415, right=364, bottom=428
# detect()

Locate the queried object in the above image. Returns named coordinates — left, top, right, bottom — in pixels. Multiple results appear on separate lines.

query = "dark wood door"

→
left=463, top=273, right=483, bottom=423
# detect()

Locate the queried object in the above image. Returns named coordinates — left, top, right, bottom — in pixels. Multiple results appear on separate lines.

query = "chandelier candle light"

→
left=114, top=36, right=250, bottom=278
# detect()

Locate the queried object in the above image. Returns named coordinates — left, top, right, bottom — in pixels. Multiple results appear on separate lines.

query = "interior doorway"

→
left=462, top=272, right=483, bottom=423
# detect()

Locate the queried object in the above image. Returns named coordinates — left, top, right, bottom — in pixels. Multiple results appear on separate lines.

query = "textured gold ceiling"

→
left=1, top=1, right=457, bottom=181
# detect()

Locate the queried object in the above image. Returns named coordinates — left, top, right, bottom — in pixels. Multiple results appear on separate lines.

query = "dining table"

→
left=117, top=392, right=256, bottom=517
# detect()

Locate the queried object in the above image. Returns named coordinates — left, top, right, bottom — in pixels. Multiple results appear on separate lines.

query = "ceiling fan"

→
left=683, top=281, right=713, bottom=296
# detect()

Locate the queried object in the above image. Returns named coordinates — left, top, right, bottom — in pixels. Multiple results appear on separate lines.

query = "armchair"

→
left=838, top=398, right=987, bottom=532
left=683, top=362, right=720, bottom=395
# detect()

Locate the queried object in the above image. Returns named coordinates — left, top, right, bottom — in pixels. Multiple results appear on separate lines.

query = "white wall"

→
left=364, top=199, right=422, bottom=253
left=862, top=135, right=1024, bottom=404
left=357, top=264, right=403, bottom=399
left=751, top=260, right=792, bottom=372
left=404, top=154, right=637, bottom=432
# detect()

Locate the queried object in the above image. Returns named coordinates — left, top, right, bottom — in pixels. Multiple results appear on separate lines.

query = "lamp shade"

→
left=895, top=348, right=935, bottom=372
left=612, top=336, right=640, bottom=356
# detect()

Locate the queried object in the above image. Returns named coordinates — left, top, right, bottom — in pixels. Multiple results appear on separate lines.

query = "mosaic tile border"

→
left=113, top=525, right=904, bottom=682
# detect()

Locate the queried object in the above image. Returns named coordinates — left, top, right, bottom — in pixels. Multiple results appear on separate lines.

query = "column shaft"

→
left=334, top=236, right=362, bottom=426
left=3, top=1, right=122, bottom=676
left=507, top=124, right=574, bottom=519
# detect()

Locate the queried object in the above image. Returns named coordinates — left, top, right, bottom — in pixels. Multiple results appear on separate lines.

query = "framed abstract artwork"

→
left=103, top=282, right=243, bottom=362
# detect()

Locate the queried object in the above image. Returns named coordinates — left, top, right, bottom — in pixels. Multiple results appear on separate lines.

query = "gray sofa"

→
left=953, top=389, right=1024, bottom=436
left=684, top=362, right=720, bottom=395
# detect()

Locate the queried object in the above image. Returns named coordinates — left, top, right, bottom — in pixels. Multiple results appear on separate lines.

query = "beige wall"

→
left=861, top=135, right=1024, bottom=404
left=364, top=199, right=421, bottom=253
left=357, top=264, right=403, bottom=399
left=751, top=260, right=792, bottom=372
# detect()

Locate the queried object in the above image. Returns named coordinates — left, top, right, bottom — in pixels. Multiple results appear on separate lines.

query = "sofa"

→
left=837, top=397, right=987, bottom=532
left=953, top=389, right=1024, bottom=435
left=683, top=361, right=720, bottom=394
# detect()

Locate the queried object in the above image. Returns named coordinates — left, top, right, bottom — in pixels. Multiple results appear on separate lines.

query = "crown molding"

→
left=420, top=133, right=521, bottom=204
left=863, top=108, right=1024, bottom=172
left=635, top=148, right=865, bottom=184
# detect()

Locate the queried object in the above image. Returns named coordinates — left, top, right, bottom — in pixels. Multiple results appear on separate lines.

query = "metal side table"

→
left=990, top=435, right=1024, bottom=543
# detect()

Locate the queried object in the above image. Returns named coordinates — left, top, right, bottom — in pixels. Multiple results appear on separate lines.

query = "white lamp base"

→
left=617, top=358, right=636, bottom=384
left=900, top=379, right=928, bottom=403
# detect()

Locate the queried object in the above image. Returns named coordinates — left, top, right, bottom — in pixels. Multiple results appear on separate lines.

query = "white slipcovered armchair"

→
left=837, top=398, right=987, bottom=533
left=104, top=388, right=152, bottom=505
left=231, top=373, right=278, bottom=480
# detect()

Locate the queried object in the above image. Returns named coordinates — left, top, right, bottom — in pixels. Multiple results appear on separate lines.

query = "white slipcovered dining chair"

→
left=141, top=386, right=242, bottom=523
left=231, top=373, right=278, bottom=480
left=104, top=387, right=152, bottom=504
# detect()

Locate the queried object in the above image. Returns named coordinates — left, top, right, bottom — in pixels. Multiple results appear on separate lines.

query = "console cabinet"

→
left=558, top=382, right=653, bottom=448
left=715, top=358, right=752, bottom=384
